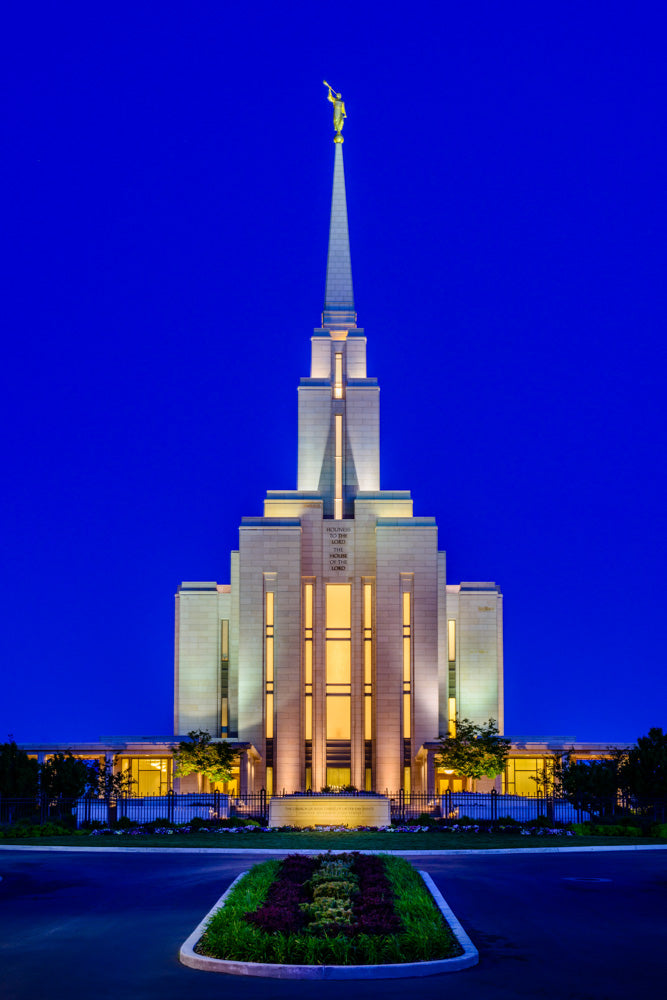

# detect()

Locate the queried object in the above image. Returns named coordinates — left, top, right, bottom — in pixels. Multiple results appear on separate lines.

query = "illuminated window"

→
left=403, top=765, right=411, bottom=795
left=327, top=695, right=351, bottom=739
left=220, top=619, right=229, bottom=737
left=364, top=583, right=372, bottom=741
left=333, top=352, right=343, bottom=399
left=402, top=591, right=411, bottom=739
left=326, top=582, right=351, bottom=627
left=326, top=584, right=351, bottom=742
left=265, top=591, right=274, bottom=739
left=266, top=765, right=273, bottom=797
left=120, top=758, right=171, bottom=796
left=448, top=619, right=456, bottom=662
left=304, top=583, right=313, bottom=741
left=448, top=697, right=456, bottom=737
left=447, top=620, right=456, bottom=707
left=504, top=757, right=547, bottom=796
left=334, top=413, right=343, bottom=520
left=327, top=767, right=351, bottom=788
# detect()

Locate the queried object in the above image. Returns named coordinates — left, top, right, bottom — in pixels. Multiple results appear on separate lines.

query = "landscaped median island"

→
left=179, top=852, right=478, bottom=979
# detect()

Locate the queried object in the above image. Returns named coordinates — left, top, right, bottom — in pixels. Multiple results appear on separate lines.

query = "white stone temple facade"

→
left=173, top=134, right=504, bottom=795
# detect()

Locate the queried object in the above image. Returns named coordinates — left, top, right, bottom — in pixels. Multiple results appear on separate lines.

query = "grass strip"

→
left=1, top=832, right=664, bottom=850
left=198, top=853, right=462, bottom=966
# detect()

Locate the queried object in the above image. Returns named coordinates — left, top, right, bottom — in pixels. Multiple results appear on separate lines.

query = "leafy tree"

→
left=0, top=738, right=39, bottom=797
left=535, top=751, right=623, bottom=816
left=86, top=757, right=136, bottom=800
left=173, top=730, right=236, bottom=786
left=435, top=718, right=511, bottom=790
left=620, top=727, right=667, bottom=802
left=40, top=753, right=93, bottom=799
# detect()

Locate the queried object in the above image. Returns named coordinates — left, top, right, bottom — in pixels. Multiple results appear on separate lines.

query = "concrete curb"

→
left=1, top=843, right=666, bottom=856
left=178, top=869, right=478, bottom=979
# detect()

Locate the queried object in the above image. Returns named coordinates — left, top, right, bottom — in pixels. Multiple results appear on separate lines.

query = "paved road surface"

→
left=0, top=848, right=665, bottom=999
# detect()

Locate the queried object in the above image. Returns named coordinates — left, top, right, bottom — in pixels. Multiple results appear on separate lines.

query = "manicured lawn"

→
left=1, top=831, right=665, bottom=849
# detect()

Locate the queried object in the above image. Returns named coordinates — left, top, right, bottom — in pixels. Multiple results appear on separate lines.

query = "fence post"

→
left=260, top=787, right=266, bottom=821
left=491, top=787, right=497, bottom=821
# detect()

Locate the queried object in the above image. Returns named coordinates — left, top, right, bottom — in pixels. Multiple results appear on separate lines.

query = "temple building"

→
left=173, top=119, right=503, bottom=796
left=21, top=101, right=625, bottom=798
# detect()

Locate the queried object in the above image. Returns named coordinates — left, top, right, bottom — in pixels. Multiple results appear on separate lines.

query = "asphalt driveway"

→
left=0, top=848, right=665, bottom=1000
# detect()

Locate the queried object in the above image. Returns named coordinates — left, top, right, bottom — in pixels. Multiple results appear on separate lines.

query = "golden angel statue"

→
left=323, top=81, right=346, bottom=140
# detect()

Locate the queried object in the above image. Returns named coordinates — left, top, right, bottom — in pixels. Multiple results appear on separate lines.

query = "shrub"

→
left=188, top=816, right=211, bottom=831
left=142, top=817, right=176, bottom=832
left=572, top=822, right=643, bottom=837
left=416, top=812, right=436, bottom=825
left=312, top=879, right=358, bottom=901
left=115, top=816, right=138, bottom=829
left=80, top=820, right=106, bottom=831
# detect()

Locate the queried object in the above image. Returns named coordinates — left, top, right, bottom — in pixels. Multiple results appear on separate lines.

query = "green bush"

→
left=416, top=812, right=436, bottom=825
left=142, top=817, right=176, bottom=831
left=530, top=814, right=556, bottom=828
left=312, top=879, right=358, bottom=901
left=572, top=822, right=643, bottom=837
left=188, top=816, right=210, bottom=831
left=649, top=823, right=667, bottom=838
left=115, top=816, right=138, bottom=829
left=0, top=821, right=72, bottom=838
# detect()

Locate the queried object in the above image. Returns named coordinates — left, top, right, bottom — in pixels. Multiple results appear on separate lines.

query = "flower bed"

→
left=0, top=819, right=577, bottom=838
left=195, top=852, right=463, bottom=966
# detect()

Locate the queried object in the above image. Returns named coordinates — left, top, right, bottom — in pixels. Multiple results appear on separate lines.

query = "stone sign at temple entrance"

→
left=268, top=794, right=390, bottom=828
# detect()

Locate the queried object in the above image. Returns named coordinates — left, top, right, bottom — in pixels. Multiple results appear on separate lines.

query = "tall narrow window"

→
left=402, top=591, right=411, bottom=739
left=448, top=619, right=456, bottom=662
left=447, top=619, right=456, bottom=733
left=333, top=352, right=343, bottom=398
left=304, top=583, right=313, bottom=740
left=334, top=414, right=343, bottom=520
left=220, top=619, right=229, bottom=737
left=448, top=697, right=457, bottom=738
left=265, top=591, right=274, bottom=739
left=326, top=584, right=351, bottom=739
left=364, top=583, right=372, bottom=740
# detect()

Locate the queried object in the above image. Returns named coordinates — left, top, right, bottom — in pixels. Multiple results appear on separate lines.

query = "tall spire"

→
left=322, top=83, right=356, bottom=328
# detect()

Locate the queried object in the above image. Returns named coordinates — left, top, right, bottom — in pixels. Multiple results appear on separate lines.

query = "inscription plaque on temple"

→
left=269, top=794, right=390, bottom=829
left=325, top=523, right=353, bottom=575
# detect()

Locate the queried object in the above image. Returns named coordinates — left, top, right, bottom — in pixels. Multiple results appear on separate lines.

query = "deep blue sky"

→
left=2, top=4, right=666, bottom=744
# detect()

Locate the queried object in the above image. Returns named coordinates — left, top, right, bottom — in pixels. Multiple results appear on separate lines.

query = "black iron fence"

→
left=1, top=790, right=665, bottom=829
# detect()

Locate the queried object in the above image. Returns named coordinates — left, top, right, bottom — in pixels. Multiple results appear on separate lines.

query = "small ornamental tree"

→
left=0, top=738, right=39, bottom=797
left=87, top=757, right=136, bottom=800
left=173, top=729, right=236, bottom=787
left=435, top=718, right=511, bottom=790
left=40, top=752, right=93, bottom=799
